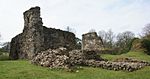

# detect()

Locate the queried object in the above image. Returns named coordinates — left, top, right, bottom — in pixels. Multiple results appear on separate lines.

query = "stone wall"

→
left=9, top=6, right=76, bottom=60
left=43, top=26, right=75, bottom=50
left=10, top=33, right=23, bottom=59
left=81, top=32, right=103, bottom=60
left=82, top=32, right=103, bottom=51
left=22, top=6, right=44, bottom=59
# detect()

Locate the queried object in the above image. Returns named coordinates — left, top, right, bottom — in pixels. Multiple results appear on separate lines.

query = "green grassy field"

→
left=0, top=51, right=150, bottom=79
left=101, top=51, right=150, bottom=62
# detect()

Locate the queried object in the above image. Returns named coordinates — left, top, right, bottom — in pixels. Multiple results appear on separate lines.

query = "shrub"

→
left=0, top=49, right=9, bottom=60
left=0, top=55, right=9, bottom=61
left=0, top=52, right=2, bottom=55
left=141, top=39, right=150, bottom=55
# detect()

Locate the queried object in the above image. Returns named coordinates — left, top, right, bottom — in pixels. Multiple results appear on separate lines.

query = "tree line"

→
left=98, top=29, right=135, bottom=54
left=66, top=23, right=150, bottom=55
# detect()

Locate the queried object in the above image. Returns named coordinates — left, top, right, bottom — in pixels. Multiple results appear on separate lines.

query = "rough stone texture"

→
left=82, top=32, right=103, bottom=51
left=9, top=34, right=23, bottom=59
left=10, top=6, right=76, bottom=60
left=68, top=50, right=85, bottom=65
left=31, top=47, right=70, bottom=69
left=31, top=49, right=105, bottom=69
left=83, top=50, right=103, bottom=60
left=113, top=58, right=150, bottom=64
left=43, top=27, right=76, bottom=50
left=31, top=47, right=150, bottom=72
left=22, top=6, right=44, bottom=59
left=85, top=59, right=150, bottom=72
left=81, top=32, right=103, bottom=60
left=68, top=50, right=105, bottom=65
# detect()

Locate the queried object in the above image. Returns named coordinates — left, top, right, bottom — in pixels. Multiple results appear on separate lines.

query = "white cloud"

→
left=0, top=0, right=150, bottom=41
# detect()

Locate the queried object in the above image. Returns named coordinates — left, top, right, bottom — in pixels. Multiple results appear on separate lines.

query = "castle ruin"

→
left=9, top=6, right=150, bottom=72
left=9, top=6, right=76, bottom=60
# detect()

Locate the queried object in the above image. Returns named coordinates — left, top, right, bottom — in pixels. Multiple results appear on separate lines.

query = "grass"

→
left=0, top=51, right=150, bottom=79
left=101, top=51, right=150, bottom=62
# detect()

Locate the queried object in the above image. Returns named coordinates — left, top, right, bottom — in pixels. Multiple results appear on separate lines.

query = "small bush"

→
left=0, top=52, right=2, bottom=55
left=0, top=52, right=9, bottom=61
left=0, top=55, right=9, bottom=61
left=141, top=39, right=150, bottom=55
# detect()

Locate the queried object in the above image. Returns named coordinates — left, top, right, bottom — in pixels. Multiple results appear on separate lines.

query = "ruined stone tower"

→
left=10, top=6, right=76, bottom=60
left=82, top=32, right=103, bottom=51
left=81, top=32, right=104, bottom=60
left=23, top=7, right=44, bottom=59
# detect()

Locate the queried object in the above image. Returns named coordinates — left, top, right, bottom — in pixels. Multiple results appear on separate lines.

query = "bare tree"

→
left=66, top=26, right=72, bottom=32
left=89, top=29, right=96, bottom=33
left=65, top=26, right=76, bottom=34
left=142, top=24, right=150, bottom=39
left=98, top=29, right=115, bottom=48
left=116, top=31, right=135, bottom=53
left=1, top=42, right=10, bottom=52
left=98, top=30, right=106, bottom=41
left=106, top=29, right=115, bottom=48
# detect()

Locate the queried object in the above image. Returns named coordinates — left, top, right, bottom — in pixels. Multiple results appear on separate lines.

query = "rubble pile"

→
left=85, top=59, right=150, bottom=72
left=69, top=50, right=85, bottom=65
left=114, top=57, right=150, bottom=65
left=31, top=48, right=70, bottom=69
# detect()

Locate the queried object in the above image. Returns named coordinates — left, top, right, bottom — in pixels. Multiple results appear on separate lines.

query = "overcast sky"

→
left=0, top=0, right=150, bottom=42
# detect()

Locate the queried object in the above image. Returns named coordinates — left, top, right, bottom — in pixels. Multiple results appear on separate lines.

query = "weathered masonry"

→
left=9, top=6, right=76, bottom=59
left=82, top=32, right=103, bottom=51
